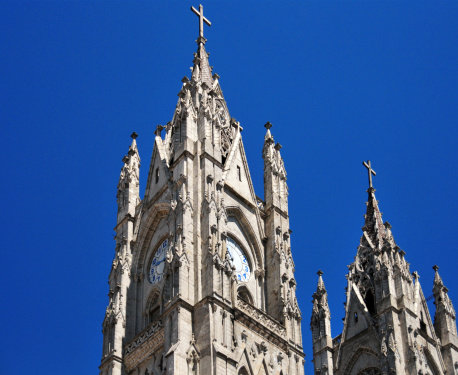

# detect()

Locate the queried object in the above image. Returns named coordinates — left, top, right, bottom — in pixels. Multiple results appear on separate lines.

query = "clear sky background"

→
left=1, top=2, right=457, bottom=374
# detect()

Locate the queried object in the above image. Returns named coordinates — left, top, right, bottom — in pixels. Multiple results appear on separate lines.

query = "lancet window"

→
left=145, top=291, right=161, bottom=326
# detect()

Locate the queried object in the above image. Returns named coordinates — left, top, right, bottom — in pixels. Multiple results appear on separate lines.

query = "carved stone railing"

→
left=236, top=298, right=286, bottom=337
left=123, top=319, right=164, bottom=372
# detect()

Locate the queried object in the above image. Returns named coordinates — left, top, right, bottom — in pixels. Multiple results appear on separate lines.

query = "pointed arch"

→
left=145, top=288, right=161, bottom=326
left=236, top=347, right=255, bottom=375
left=342, top=347, right=379, bottom=375
left=226, top=206, right=264, bottom=270
left=238, top=285, right=254, bottom=305
left=133, top=202, right=170, bottom=272
left=257, top=358, right=269, bottom=375
left=364, top=289, right=376, bottom=316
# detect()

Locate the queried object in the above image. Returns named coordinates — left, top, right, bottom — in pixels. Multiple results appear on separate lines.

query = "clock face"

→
left=148, top=239, right=168, bottom=285
left=227, top=237, right=251, bottom=282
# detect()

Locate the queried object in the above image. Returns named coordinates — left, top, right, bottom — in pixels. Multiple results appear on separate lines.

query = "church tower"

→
left=310, top=161, right=458, bottom=375
left=100, top=5, right=305, bottom=375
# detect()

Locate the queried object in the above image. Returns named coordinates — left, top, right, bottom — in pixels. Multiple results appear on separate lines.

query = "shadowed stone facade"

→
left=100, top=8, right=305, bottom=375
left=311, top=166, right=458, bottom=375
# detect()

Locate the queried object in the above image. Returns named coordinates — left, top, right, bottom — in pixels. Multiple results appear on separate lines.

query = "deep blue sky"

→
left=1, top=2, right=457, bottom=374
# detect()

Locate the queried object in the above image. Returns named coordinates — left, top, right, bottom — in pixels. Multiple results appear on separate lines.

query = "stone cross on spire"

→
left=363, top=160, right=377, bottom=189
left=191, top=4, right=211, bottom=41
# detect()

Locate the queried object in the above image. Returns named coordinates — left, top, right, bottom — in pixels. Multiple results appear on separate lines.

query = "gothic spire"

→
left=117, top=132, right=140, bottom=221
left=312, top=270, right=329, bottom=314
left=118, top=132, right=140, bottom=190
left=190, top=5, right=213, bottom=87
left=316, top=270, right=326, bottom=294
left=263, top=122, right=288, bottom=209
left=431, top=265, right=458, bottom=375
left=193, top=43, right=213, bottom=87
left=311, top=270, right=331, bottom=343
left=433, top=265, right=443, bottom=288
left=433, top=265, right=456, bottom=320
left=346, top=161, right=414, bottom=307
left=264, top=121, right=274, bottom=143
left=361, top=161, right=386, bottom=248
left=262, top=122, right=286, bottom=178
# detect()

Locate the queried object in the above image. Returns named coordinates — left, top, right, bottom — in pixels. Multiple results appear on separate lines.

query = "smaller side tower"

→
left=311, top=271, right=334, bottom=375
left=311, top=161, right=451, bottom=375
left=433, top=265, right=458, bottom=374
left=263, top=122, right=302, bottom=348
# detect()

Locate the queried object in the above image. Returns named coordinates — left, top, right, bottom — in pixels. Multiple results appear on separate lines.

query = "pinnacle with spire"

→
left=432, top=265, right=457, bottom=339
left=117, top=133, right=140, bottom=220
left=312, top=270, right=328, bottom=306
left=361, top=160, right=386, bottom=247
left=190, top=5, right=213, bottom=87
left=264, top=121, right=274, bottom=144
left=311, top=270, right=331, bottom=342
left=346, top=161, right=413, bottom=305
left=433, top=265, right=455, bottom=312
left=316, top=270, right=325, bottom=292
left=262, top=122, right=288, bottom=208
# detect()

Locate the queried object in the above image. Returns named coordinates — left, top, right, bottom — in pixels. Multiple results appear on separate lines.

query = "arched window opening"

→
left=149, top=305, right=160, bottom=324
left=365, top=290, right=376, bottom=316
left=238, top=367, right=250, bottom=375
left=145, top=291, right=161, bottom=326
left=354, top=312, right=359, bottom=323
left=420, top=311, right=427, bottom=333
left=237, top=286, right=254, bottom=305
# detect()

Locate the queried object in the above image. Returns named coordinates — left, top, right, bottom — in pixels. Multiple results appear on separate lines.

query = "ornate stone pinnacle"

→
left=433, top=265, right=439, bottom=272
left=264, top=121, right=273, bottom=130
left=412, top=271, right=420, bottom=279
left=130, top=132, right=138, bottom=139
left=317, top=270, right=323, bottom=277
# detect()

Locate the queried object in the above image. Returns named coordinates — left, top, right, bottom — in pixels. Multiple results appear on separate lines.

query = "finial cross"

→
left=191, top=4, right=211, bottom=39
left=363, top=160, right=376, bottom=189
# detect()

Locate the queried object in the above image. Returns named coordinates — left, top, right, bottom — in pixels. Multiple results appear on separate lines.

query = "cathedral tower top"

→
left=101, top=7, right=306, bottom=374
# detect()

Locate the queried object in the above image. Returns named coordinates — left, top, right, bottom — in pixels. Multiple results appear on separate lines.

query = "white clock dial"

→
left=148, top=239, right=168, bottom=285
left=227, top=237, right=251, bottom=282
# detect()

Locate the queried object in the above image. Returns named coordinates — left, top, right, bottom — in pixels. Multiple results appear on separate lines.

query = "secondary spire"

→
left=361, top=160, right=386, bottom=246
